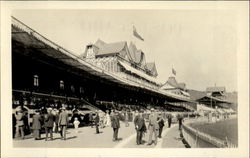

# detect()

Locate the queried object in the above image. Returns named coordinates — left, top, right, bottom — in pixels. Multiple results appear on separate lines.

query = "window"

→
left=34, top=75, right=39, bottom=87
left=80, top=86, right=84, bottom=93
left=71, top=85, right=75, bottom=93
left=60, top=80, right=64, bottom=90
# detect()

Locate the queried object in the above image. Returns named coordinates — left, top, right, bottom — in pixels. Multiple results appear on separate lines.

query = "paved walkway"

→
left=13, top=122, right=135, bottom=148
left=161, top=125, right=186, bottom=148
left=13, top=121, right=188, bottom=148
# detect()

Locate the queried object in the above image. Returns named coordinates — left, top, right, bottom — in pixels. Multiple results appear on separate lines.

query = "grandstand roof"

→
left=11, top=16, right=194, bottom=103
left=97, top=41, right=127, bottom=56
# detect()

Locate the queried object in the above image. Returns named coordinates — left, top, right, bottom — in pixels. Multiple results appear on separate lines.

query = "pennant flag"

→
left=172, top=68, right=176, bottom=75
left=133, top=26, right=144, bottom=41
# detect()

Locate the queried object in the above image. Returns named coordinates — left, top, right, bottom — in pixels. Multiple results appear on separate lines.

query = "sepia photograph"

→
left=1, top=1, right=249, bottom=158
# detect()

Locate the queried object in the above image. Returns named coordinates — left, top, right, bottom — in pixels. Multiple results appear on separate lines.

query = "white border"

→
left=1, top=1, right=249, bottom=158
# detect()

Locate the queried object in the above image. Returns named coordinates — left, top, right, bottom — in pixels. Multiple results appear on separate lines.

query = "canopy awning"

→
left=118, top=60, right=161, bottom=85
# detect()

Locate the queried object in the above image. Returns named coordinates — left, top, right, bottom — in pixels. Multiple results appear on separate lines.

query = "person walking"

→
left=44, top=108, right=55, bottom=141
left=15, top=110, right=25, bottom=139
left=147, top=108, right=159, bottom=145
left=53, top=109, right=60, bottom=134
left=89, top=112, right=94, bottom=128
left=111, top=110, right=120, bottom=141
left=134, top=110, right=147, bottom=145
left=58, top=107, right=68, bottom=140
left=94, top=111, right=100, bottom=134
left=23, top=111, right=31, bottom=135
left=32, top=110, right=42, bottom=140
left=158, top=114, right=165, bottom=138
left=167, top=114, right=172, bottom=128
left=178, top=114, right=184, bottom=130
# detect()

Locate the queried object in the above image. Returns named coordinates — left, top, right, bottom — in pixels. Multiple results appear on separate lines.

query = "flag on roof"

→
left=133, top=26, right=144, bottom=41
left=172, top=68, right=176, bottom=75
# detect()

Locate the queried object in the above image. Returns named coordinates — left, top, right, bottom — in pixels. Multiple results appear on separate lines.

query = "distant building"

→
left=188, top=86, right=233, bottom=109
left=161, top=76, right=190, bottom=99
left=206, top=86, right=226, bottom=99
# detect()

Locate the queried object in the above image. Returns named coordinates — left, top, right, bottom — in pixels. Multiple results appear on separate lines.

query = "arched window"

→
left=60, top=80, right=64, bottom=90
left=34, top=75, right=39, bottom=87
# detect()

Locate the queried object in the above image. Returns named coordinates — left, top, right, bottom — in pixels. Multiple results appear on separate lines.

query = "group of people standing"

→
left=13, top=106, right=185, bottom=146
left=13, top=107, right=69, bottom=141
left=134, top=108, right=166, bottom=145
left=92, top=109, right=121, bottom=141
left=133, top=109, right=185, bottom=146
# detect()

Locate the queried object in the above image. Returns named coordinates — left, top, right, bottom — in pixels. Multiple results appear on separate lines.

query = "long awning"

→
left=12, top=16, right=195, bottom=104
left=118, top=60, right=161, bottom=85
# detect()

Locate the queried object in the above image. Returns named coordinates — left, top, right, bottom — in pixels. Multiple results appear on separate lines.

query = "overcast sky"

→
left=12, top=9, right=238, bottom=92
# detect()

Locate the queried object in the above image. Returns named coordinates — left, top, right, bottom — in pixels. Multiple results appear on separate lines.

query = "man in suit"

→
left=32, top=110, right=42, bottom=140
left=44, top=108, right=55, bottom=141
left=111, top=110, right=120, bottom=141
left=94, top=111, right=100, bottom=134
left=147, top=108, right=159, bottom=145
left=178, top=114, right=184, bottom=130
left=58, top=107, right=68, bottom=140
left=167, top=114, right=172, bottom=128
left=134, top=110, right=147, bottom=145
left=158, top=113, right=165, bottom=138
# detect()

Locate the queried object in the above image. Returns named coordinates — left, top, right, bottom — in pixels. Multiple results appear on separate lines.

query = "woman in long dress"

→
left=105, top=110, right=111, bottom=127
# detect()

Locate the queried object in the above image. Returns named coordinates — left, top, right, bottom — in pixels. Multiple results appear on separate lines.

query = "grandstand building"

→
left=11, top=16, right=196, bottom=115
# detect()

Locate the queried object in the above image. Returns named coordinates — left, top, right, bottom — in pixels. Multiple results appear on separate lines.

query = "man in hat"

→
left=94, top=110, right=100, bottom=134
left=147, top=108, right=159, bottom=145
left=32, top=110, right=42, bottom=140
left=177, top=113, right=184, bottom=130
left=44, top=108, right=55, bottom=141
left=58, top=107, right=68, bottom=140
left=158, top=113, right=165, bottom=138
left=167, top=113, right=172, bottom=128
left=134, top=110, right=147, bottom=145
left=111, top=110, right=120, bottom=141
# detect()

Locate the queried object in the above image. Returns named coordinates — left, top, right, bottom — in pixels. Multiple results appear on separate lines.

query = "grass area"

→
left=189, top=118, right=238, bottom=145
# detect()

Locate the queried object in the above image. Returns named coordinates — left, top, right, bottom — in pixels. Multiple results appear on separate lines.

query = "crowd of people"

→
left=13, top=106, right=187, bottom=146
left=13, top=107, right=69, bottom=141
